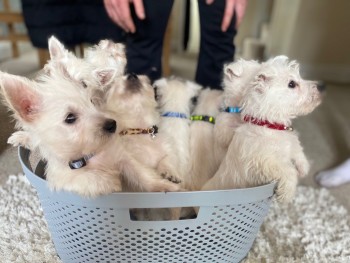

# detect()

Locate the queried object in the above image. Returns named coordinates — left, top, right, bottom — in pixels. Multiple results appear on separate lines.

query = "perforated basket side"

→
left=38, top=197, right=271, bottom=263
left=19, top=147, right=275, bottom=263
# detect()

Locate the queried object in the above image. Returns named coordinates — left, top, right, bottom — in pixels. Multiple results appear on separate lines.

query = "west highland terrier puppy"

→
left=213, top=59, right=261, bottom=164
left=7, top=36, right=117, bottom=148
left=1, top=67, right=180, bottom=197
left=105, top=73, right=184, bottom=220
left=85, top=39, right=127, bottom=78
left=154, top=77, right=202, bottom=182
left=202, top=56, right=323, bottom=203
left=46, top=36, right=117, bottom=93
left=0, top=70, right=122, bottom=197
left=187, top=88, right=223, bottom=191
left=105, top=73, right=182, bottom=188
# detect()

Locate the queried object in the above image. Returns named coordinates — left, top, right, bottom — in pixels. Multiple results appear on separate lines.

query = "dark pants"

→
left=126, top=0, right=237, bottom=89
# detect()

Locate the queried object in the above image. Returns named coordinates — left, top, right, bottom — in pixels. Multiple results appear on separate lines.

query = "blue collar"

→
left=221, top=106, right=242, bottom=113
left=162, top=112, right=188, bottom=119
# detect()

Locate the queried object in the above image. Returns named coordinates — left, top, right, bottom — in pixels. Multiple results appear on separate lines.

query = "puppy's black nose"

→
left=317, top=81, right=326, bottom=92
left=127, top=73, right=138, bottom=81
left=103, top=119, right=117, bottom=133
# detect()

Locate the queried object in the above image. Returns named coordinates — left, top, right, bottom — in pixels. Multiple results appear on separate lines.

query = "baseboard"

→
left=300, top=64, right=350, bottom=84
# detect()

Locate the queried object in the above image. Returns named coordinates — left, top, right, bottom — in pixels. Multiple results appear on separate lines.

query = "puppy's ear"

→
left=253, top=73, right=270, bottom=94
left=98, top=39, right=112, bottom=50
left=51, top=61, right=71, bottom=79
left=257, top=74, right=268, bottom=82
left=93, top=68, right=117, bottom=87
left=153, top=78, right=167, bottom=90
left=185, top=80, right=202, bottom=93
left=48, top=36, right=68, bottom=60
left=288, top=60, right=300, bottom=72
left=269, top=55, right=289, bottom=66
left=0, top=73, right=41, bottom=122
left=224, top=61, right=243, bottom=80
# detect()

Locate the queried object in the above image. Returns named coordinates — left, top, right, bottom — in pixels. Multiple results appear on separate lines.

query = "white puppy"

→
left=213, top=59, right=261, bottom=164
left=1, top=69, right=180, bottom=197
left=154, top=77, right=202, bottom=183
left=84, top=39, right=127, bottom=78
left=8, top=36, right=117, bottom=149
left=202, top=56, right=323, bottom=203
left=187, top=88, right=223, bottom=191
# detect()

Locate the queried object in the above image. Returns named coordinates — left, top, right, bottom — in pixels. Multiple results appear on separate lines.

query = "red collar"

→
left=243, top=115, right=293, bottom=131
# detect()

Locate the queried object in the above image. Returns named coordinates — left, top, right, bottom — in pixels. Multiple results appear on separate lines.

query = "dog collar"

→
left=221, top=106, right=242, bottom=113
left=190, top=115, right=215, bottom=124
left=119, top=125, right=158, bottom=138
left=243, top=115, right=293, bottom=131
left=162, top=112, right=188, bottom=119
left=69, top=153, right=94, bottom=169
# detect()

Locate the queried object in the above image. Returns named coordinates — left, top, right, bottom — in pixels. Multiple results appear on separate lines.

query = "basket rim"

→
left=19, top=146, right=276, bottom=208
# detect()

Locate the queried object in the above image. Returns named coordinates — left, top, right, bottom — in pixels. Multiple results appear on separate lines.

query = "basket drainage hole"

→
left=129, top=207, right=198, bottom=221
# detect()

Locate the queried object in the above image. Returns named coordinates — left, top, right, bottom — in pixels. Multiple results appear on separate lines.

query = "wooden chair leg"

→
left=162, top=15, right=172, bottom=77
left=37, top=48, right=50, bottom=68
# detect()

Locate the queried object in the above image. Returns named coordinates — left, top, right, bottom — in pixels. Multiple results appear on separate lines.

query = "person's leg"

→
left=196, top=0, right=237, bottom=89
left=126, top=0, right=174, bottom=82
left=315, top=158, right=350, bottom=187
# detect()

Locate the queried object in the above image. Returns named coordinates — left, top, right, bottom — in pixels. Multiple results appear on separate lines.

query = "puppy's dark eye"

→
left=153, top=85, right=159, bottom=100
left=191, top=96, right=198, bottom=105
left=65, top=113, right=77, bottom=124
left=288, top=80, right=297, bottom=88
left=81, top=81, right=87, bottom=88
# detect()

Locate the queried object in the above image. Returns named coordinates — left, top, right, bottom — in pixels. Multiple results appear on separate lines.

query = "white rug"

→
left=0, top=174, right=350, bottom=263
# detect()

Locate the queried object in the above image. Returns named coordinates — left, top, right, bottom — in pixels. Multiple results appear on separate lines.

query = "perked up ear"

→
left=153, top=78, right=167, bottom=90
left=271, top=55, right=289, bottom=63
left=98, top=39, right=112, bottom=50
left=0, top=72, right=41, bottom=122
left=224, top=61, right=243, bottom=81
left=253, top=73, right=269, bottom=94
left=48, top=36, right=68, bottom=60
left=257, top=74, right=267, bottom=81
left=93, top=68, right=117, bottom=87
left=185, top=80, right=202, bottom=93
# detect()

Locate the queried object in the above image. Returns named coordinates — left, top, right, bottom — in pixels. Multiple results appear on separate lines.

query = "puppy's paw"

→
left=161, top=172, right=182, bottom=184
left=153, top=179, right=182, bottom=192
left=8, top=131, right=31, bottom=148
left=292, top=158, right=310, bottom=178
left=275, top=188, right=295, bottom=203
left=275, top=179, right=297, bottom=203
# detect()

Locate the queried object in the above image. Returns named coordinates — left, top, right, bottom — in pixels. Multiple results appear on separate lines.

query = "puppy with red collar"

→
left=202, top=56, right=324, bottom=203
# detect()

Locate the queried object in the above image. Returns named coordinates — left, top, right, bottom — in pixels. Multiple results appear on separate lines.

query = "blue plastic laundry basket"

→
left=19, top=146, right=275, bottom=263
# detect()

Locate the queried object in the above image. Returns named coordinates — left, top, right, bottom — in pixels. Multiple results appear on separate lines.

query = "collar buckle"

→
left=69, top=153, right=94, bottom=169
left=148, top=125, right=158, bottom=138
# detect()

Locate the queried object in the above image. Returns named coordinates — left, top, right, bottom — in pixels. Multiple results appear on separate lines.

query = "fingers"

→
left=133, top=0, right=146, bottom=20
left=220, top=0, right=248, bottom=32
left=221, top=0, right=235, bottom=32
left=103, top=0, right=146, bottom=33
left=118, top=0, right=136, bottom=33
left=234, top=0, right=248, bottom=28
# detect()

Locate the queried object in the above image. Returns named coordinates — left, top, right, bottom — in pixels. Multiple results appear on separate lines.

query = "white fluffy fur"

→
left=1, top=69, right=180, bottom=197
left=187, top=88, right=223, bottom=191
left=46, top=36, right=117, bottom=92
left=213, top=59, right=261, bottom=164
left=155, top=77, right=202, bottom=183
left=7, top=36, right=117, bottom=149
left=152, top=77, right=201, bottom=219
left=0, top=71, right=122, bottom=197
left=105, top=75, right=182, bottom=190
left=85, top=39, right=127, bottom=78
left=202, top=56, right=323, bottom=203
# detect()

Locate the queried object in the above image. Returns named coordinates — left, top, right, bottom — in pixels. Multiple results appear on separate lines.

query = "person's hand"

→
left=104, top=0, right=146, bottom=33
left=206, top=0, right=247, bottom=32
